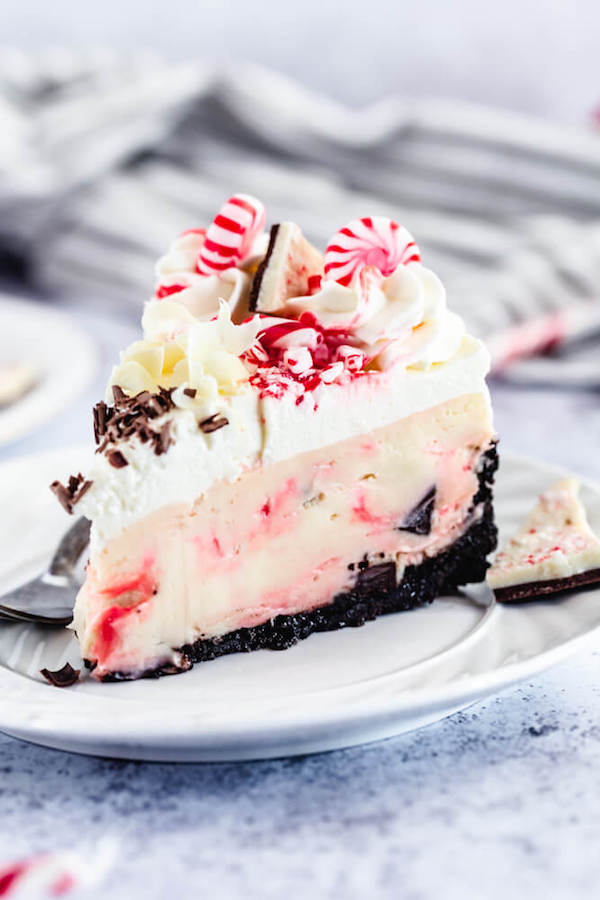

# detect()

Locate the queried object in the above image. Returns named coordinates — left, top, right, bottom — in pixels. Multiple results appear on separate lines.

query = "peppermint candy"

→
left=0, top=842, right=115, bottom=898
left=283, top=346, right=313, bottom=376
left=154, top=280, right=190, bottom=299
left=324, top=216, right=420, bottom=287
left=335, top=345, right=364, bottom=372
left=196, top=194, right=266, bottom=276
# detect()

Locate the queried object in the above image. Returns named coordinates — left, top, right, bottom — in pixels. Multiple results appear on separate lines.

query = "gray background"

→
left=3, top=0, right=599, bottom=122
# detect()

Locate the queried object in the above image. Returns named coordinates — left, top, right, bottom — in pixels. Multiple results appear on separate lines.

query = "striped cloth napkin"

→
left=0, top=51, right=599, bottom=380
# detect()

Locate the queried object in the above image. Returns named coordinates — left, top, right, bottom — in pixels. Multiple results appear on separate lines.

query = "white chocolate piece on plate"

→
left=488, top=478, right=600, bottom=597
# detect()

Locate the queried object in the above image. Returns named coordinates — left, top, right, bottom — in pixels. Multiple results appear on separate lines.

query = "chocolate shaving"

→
left=183, top=387, right=197, bottom=398
left=92, top=386, right=177, bottom=460
left=40, top=662, right=81, bottom=688
left=93, top=401, right=108, bottom=445
left=50, top=473, right=93, bottom=515
left=112, top=384, right=127, bottom=403
left=199, top=414, right=229, bottom=434
left=156, top=421, right=173, bottom=455
left=107, top=449, right=129, bottom=468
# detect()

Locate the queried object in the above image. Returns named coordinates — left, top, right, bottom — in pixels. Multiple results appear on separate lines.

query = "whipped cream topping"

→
left=66, top=199, right=493, bottom=543
left=80, top=389, right=263, bottom=548
left=152, top=268, right=250, bottom=326
left=152, top=230, right=256, bottom=325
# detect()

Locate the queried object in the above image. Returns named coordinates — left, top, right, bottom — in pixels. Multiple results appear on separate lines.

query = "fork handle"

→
left=48, top=517, right=91, bottom=577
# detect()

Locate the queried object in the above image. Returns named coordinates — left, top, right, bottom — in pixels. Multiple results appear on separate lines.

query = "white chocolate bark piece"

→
left=488, top=478, right=600, bottom=600
left=250, top=222, right=323, bottom=313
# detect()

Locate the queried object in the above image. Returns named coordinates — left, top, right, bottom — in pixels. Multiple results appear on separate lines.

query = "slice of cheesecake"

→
left=488, top=478, right=600, bottom=602
left=51, top=197, right=498, bottom=681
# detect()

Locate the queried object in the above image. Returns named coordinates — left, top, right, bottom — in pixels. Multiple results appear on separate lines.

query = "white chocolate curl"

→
left=108, top=302, right=261, bottom=404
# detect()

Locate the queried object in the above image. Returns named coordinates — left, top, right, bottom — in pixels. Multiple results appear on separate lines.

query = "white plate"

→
left=0, top=447, right=599, bottom=762
left=0, top=296, right=98, bottom=445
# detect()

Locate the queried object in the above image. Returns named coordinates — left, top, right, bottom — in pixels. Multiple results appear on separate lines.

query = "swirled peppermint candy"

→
left=324, top=216, right=420, bottom=287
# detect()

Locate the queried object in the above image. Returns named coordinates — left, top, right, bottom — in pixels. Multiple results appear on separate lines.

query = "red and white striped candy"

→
left=196, top=194, right=266, bottom=276
left=0, top=843, right=116, bottom=898
left=324, top=216, right=420, bottom=287
left=1, top=853, right=85, bottom=898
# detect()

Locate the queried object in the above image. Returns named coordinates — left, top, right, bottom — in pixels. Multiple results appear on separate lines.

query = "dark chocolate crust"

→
left=493, top=567, right=600, bottom=603
left=92, top=444, right=498, bottom=682
left=248, top=223, right=280, bottom=311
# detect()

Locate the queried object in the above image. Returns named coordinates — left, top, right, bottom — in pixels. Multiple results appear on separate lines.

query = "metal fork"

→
left=0, top=518, right=90, bottom=626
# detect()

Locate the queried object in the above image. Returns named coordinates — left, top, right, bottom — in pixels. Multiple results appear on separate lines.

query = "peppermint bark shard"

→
left=249, top=222, right=323, bottom=312
left=488, top=478, right=600, bottom=603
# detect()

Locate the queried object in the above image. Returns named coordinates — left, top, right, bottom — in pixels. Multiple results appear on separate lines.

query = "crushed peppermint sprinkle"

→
left=50, top=473, right=93, bottom=514
left=494, top=530, right=592, bottom=570
left=244, top=312, right=367, bottom=404
left=155, top=282, right=188, bottom=299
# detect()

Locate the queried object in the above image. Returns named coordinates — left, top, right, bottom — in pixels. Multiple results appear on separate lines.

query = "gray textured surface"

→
left=1, top=302, right=599, bottom=898
left=2, top=659, right=600, bottom=900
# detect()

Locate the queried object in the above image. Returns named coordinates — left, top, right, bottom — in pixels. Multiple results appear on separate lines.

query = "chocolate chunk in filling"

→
left=398, top=487, right=436, bottom=535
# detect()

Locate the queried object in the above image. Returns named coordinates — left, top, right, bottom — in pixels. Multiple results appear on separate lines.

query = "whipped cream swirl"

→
left=152, top=230, right=252, bottom=323
left=283, top=262, right=465, bottom=370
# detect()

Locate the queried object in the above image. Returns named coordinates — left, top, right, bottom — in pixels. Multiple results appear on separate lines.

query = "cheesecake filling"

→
left=74, top=393, right=494, bottom=678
